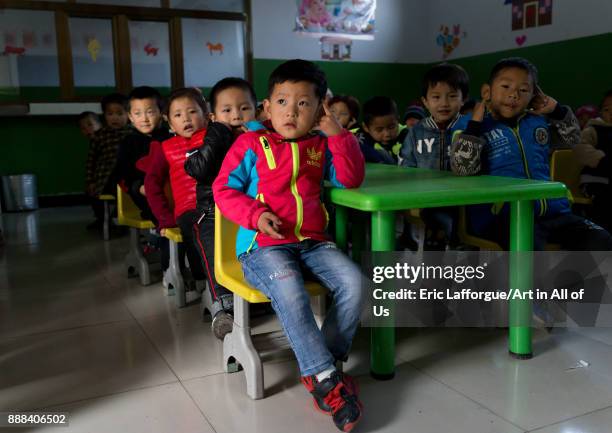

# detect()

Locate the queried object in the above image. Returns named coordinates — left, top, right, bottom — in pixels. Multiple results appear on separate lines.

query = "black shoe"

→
left=301, top=371, right=362, bottom=432
left=211, top=311, right=233, bottom=340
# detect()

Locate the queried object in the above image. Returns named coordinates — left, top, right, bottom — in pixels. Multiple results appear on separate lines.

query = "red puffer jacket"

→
left=145, top=128, right=206, bottom=228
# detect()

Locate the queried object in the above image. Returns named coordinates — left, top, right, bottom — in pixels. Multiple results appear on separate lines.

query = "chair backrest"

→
left=116, top=185, right=141, bottom=224
left=550, top=149, right=584, bottom=201
left=214, top=205, right=238, bottom=271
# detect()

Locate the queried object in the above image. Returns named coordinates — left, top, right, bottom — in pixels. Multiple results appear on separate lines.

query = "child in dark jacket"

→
left=451, top=57, right=612, bottom=251
left=574, top=90, right=612, bottom=232
left=113, top=86, right=171, bottom=222
left=399, top=63, right=469, bottom=249
left=85, top=93, right=130, bottom=229
left=184, top=77, right=264, bottom=340
left=352, top=96, right=408, bottom=164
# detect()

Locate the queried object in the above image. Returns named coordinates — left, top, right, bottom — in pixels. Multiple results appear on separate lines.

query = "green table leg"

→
left=370, top=210, right=396, bottom=380
left=509, top=200, right=534, bottom=359
left=335, top=205, right=348, bottom=252
left=351, top=211, right=366, bottom=263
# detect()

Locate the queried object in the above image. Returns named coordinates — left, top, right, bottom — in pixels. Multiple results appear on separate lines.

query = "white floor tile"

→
left=531, top=404, right=612, bottom=433
left=2, top=383, right=215, bottom=433
left=0, top=321, right=178, bottom=410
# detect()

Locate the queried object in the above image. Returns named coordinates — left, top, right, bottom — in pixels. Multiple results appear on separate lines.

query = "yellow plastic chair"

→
left=116, top=186, right=155, bottom=285
left=98, top=194, right=115, bottom=241
left=162, top=227, right=187, bottom=305
left=162, top=227, right=215, bottom=314
left=550, top=149, right=593, bottom=206
left=457, top=206, right=559, bottom=251
left=214, top=205, right=326, bottom=399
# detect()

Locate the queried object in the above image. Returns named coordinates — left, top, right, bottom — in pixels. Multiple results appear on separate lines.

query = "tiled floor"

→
left=1, top=207, right=612, bottom=433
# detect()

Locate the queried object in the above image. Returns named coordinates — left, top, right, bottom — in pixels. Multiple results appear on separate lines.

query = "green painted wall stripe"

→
left=1, top=32, right=610, bottom=196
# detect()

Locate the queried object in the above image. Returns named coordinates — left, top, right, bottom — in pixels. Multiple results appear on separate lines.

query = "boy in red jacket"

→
left=213, top=60, right=365, bottom=432
left=145, top=88, right=208, bottom=298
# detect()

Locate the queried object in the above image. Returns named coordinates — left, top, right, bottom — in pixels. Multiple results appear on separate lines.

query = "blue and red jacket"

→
left=213, top=128, right=365, bottom=256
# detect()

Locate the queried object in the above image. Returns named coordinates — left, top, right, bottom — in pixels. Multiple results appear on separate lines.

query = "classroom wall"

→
left=423, top=0, right=612, bottom=62
left=1, top=1, right=610, bottom=198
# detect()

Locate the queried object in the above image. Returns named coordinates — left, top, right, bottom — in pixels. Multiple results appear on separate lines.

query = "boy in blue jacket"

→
left=451, top=57, right=612, bottom=251
left=399, top=63, right=469, bottom=249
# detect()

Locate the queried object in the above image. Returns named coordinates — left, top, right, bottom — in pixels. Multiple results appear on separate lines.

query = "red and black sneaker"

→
left=301, top=371, right=362, bottom=432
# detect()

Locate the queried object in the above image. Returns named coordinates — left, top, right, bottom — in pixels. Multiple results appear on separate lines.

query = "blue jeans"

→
left=239, top=240, right=364, bottom=377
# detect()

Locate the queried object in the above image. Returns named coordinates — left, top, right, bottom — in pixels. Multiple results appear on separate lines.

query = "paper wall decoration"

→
left=295, top=0, right=376, bottom=40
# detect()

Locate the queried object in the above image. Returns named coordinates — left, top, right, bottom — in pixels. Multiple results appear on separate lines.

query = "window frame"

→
left=0, top=0, right=252, bottom=103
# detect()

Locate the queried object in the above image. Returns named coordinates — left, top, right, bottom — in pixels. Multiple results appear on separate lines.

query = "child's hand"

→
left=472, top=100, right=487, bottom=122
left=530, top=86, right=558, bottom=115
left=160, top=228, right=167, bottom=237
left=257, top=211, right=285, bottom=240
left=318, top=103, right=344, bottom=137
left=139, top=185, right=146, bottom=196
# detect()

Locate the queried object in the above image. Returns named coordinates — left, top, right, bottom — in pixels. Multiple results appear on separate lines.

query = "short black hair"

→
left=77, top=111, right=100, bottom=123
left=329, top=95, right=361, bottom=121
left=268, top=59, right=327, bottom=101
left=422, top=63, right=469, bottom=99
left=362, top=96, right=398, bottom=126
left=489, top=57, right=538, bottom=86
left=460, top=98, right=477, bottom=114
left=209, top=77, right=257, bottom=112
left=128, top=86, right=164, bottom=111
left=100, top=92, right=128, bottom=113
left=164, top=87, right=208, bottom=116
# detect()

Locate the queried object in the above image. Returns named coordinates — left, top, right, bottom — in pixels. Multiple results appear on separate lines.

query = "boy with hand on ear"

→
left=451, top=57, right=612, bottom=251
left=213, top=60, right=365, bottom=432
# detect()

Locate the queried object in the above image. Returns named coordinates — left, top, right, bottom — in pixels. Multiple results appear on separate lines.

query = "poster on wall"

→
left=129, top=20, right=171, bottom=88
left=69, top=17, right=115, bottom=88
left=294, top=0, right=376, bottom=40
left=0, top=9, right=59, bottom=92
left=181, top=18, right=245, bottom=88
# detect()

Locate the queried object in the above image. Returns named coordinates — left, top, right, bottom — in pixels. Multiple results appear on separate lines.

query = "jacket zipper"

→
left=510, top=119, right=546, bottom=217
left=290, top=142, right=306, bottom=241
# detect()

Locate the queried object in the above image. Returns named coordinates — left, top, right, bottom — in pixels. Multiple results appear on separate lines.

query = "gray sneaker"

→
left=211, top=311, right=234, bottom=340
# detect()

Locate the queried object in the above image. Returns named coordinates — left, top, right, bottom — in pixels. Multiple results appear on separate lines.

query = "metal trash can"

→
left=1, top=174, right=38, bottom=211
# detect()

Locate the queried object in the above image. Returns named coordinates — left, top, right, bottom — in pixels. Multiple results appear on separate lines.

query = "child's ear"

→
left=362, top=122, right=370, bottom=133
left=263, top=99, right=272, bottom=117
left=421, top=96, right=430, bottom=112
left=163, top=114, right=169, bottom=123
left=209, top=112, right=216, bottom=122
left=481, top=84, right=491, bottom=102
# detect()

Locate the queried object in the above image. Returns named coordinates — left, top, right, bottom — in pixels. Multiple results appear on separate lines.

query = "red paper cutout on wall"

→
left=2, top=45, right=26, bottom=56
left=206, top=41, right=224, bottom=55
left=144, top=42, right=159, bottom=56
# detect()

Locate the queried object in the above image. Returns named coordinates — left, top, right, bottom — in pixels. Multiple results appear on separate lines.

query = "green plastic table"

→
left=329, top=164, right=568, bottom=380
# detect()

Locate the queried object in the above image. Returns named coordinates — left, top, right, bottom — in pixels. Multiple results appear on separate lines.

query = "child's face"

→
left=601, top=96, right=612, bottom=124
left=211, top=87, right=256, bottom=128
left=104, top=102, right=128, bottom=129
left=422, top=82, right=463, bottom=125
left=167, top=96, right=208, bottom=138
left=79, top=116, right=101, bottom=139
left=129, top=98, right=162, bottom=135
left=330, top=101, right=352, bottom=128
left=364, top=114, right=399, bottom=145
left=486, top=67, right=534, bottom=120
left=264, top=81, right=320, bottom=140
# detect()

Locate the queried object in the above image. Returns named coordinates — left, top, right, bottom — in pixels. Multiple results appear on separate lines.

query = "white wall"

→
left=251, top=0, right=426, bottom=63
left=251, top=0, right=612, bottom=64
left=424, top=0, right=612, bottom=62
